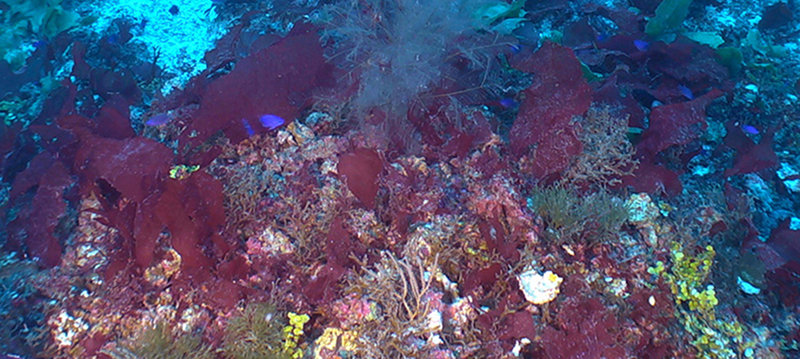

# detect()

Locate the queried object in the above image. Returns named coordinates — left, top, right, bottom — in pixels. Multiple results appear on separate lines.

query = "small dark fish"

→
left=145, top=113, right=171, bottom=126
left=633, top=39, right=649, bottom=52
left=259, top=114, right=285, bottom=130
left=742, top=124, right=759, bottom=134
left=678, top=84, right=694, bottom=100
left=32, top=39, right=48, bottom=48
left=242, top=118, right=255, bottom=136
left=169, top=5, right=179, bottom=15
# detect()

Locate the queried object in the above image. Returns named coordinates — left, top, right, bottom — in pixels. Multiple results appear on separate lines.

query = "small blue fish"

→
left=678, top=85, right=694, bottom=100
left=145, top=113, right=171, bottom=126
left=259, top=114, right=285, bottom=130
left=106, top=33, right=119, bottom=45
left=508, top=43, right=522, bottom=54
left=499, top=97, right=518, bottom=109
left=633, top=39, right=649, bottom=52
left=242, top=118, right=255, bottom=136
left=741, top=124, right=759, bottom=134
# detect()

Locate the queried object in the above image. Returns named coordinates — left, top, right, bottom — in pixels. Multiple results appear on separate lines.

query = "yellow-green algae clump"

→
left=649, top=243, right=755, bottom=358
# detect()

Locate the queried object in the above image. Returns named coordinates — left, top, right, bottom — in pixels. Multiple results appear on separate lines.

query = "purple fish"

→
left=259, top=114, right=285, bottom=130
left=633, top=39, right=649, bottom=52
left=242, top=118, right=255, bottom=136
left=678, top=85, right=694, bottom=100
left=741, top=125, right=759, bottom=134
left=145, top=113, right=171, bottom=126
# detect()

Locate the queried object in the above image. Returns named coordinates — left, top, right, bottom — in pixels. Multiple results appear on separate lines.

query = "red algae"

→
left=7, top=152, right=71, bottom=267
left=175, top=24, right=335, bottom=152
left=509, top=42, right=592, bottom=180
left=337, top=148, right=383, bottom=209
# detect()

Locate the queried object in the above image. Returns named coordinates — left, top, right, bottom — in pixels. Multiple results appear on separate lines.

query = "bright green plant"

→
left=644, top=0, right=692, bottom=37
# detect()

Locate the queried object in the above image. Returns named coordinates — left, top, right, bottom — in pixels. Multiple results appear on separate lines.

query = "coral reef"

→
left=1, top=0, right=800, bottom=358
